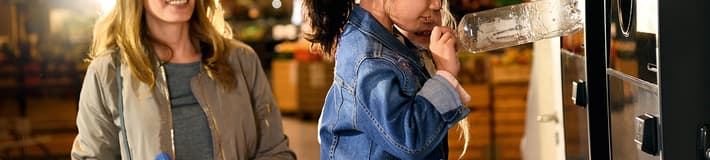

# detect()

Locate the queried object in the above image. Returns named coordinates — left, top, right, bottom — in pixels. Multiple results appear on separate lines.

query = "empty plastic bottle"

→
left=457, top=0, right=583, bottom=53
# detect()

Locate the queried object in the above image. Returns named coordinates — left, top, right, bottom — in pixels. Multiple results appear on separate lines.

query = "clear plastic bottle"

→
left=457, top=0, right=583, bottom=53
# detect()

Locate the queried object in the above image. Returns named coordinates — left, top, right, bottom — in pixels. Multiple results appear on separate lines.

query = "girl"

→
left=71, top=0, right=295, bottom=159
left=304, top=0, right=471, bottom=159
left=397, top=0, right=473, bottom=158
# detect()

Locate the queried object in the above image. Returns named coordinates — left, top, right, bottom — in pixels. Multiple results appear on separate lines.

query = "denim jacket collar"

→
left=349, top=6, right=425, bottom=68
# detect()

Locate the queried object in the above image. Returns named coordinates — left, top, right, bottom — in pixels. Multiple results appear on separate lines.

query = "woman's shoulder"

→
left=224, top=39, right=263, bottom=72
left=227, top=40, right=259, bottom=61
left=86, top=49, right=119, bottom=74
left=79, top=49, right=120, bottom=87
left=228, top=40, right=256, bottom=55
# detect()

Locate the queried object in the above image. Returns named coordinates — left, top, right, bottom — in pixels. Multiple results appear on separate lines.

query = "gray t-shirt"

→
left=164, top=62, right=214, bottom=160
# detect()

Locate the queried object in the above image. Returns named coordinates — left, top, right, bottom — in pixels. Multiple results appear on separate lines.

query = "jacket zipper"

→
left=197, top=71, right=226, bottom=159
left=159, top=65, right=177, bottom=158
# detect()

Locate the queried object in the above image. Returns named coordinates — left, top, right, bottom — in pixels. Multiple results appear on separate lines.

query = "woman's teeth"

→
left=166, top=0, right=187, bottom=5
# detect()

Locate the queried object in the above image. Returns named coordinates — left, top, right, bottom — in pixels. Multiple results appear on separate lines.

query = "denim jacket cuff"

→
left=435, top=70, right=458, bottom=87
left=420, top=75, right=464, bottom=114
left=436, top=71, right=471, bottom=104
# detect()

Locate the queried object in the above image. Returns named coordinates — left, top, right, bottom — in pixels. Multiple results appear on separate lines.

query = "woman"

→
left=71, top=0, right=295, bottom=159
left=304, top=0, right=471, bottom=159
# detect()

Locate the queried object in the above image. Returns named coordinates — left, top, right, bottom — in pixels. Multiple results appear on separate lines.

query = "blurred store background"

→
left=0, top=0, right=540, bottom=159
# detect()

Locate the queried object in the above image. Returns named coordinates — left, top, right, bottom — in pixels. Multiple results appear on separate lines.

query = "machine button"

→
left=572, top=80, right=587, bottom=107
left=635, top=114, right=659, bottom=155
left=700, top=125, right=710, bottom=159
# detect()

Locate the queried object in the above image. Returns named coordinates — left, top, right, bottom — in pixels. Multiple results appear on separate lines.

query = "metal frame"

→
left=584, top=0, right=611, bottom=159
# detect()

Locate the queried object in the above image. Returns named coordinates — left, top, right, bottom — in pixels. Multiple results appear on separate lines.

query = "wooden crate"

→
left=493, top=110, right=527, bottom=124
left=493, top=97, right=527, bottom=111
left=448, top=108, right=491, bottom=160
left=448, top=146, right=487, bottom=160
left=489, top=64, right=530, bottom=160
left=449, top=63, right=531, bottom=160
left=271, top=60, right=333, bottom=116
left=490, top=65, right=530, bottom=85
left=295, top=61, right=333, bottom=115
left=271, top=60, right=298, bottom=112
left=492, top=85, right=529, bottom=97
left=462, top=84, right=490, bottom=109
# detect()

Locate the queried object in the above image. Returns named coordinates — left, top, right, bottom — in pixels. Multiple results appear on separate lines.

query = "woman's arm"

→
left=236, top=47, right=296, bottom=160
left=71, top=57, right=121, bottom=160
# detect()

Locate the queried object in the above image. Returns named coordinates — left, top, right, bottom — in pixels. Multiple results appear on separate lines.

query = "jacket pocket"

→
left=255, top=103, right=270, bottom=127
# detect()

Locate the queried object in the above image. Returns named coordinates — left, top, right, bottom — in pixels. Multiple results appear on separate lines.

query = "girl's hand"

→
left=429, top=26, right=460, bottom=75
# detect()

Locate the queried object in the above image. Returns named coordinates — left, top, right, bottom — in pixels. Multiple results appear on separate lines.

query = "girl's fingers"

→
left=445, top=36, right=456, bottom=45
left=439, top=31, right=453, bottom=43
left=440, top=27, right=454, bottom=36
left=431, top=26, right=443, bottom=41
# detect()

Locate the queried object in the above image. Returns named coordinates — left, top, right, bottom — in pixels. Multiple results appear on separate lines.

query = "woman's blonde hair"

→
left=88, top=0, right=236, bottom=90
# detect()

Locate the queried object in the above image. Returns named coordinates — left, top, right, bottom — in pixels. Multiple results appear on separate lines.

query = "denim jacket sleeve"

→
left=354, top=58, right=470, bottom=159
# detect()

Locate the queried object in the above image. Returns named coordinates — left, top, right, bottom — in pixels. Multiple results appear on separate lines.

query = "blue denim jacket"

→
left=318, top=6, right=471, bottom=160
